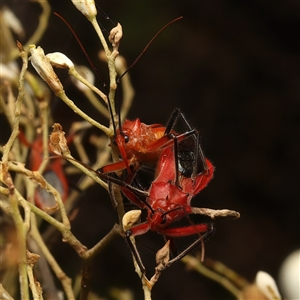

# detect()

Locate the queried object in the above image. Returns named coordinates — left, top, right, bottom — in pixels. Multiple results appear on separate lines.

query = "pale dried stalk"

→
left=8, top=183, right=117, bottom=261
left=7, top=176, right=30, bottom=299
left=8, top=0, right=51, bottom=61
left=68, top=65, right=109, bottom=106
left=29, top=45, right=112, bottom=136
left=56, top=89, right=112, bottom=136
left=38, top=100, right=50, bottom=172
left=2, top=42, right=27, bottom=163
left=1, top=42, right=30, bottom=299
left=78, top=85, right=110, bottom=119
left=114, top=55, right=135, bottom=122
left=0, top=284, right=14, bottom=300
left=181, top=255, right=241, bottom=298
left=7, top=161, right=70, bottom=227
left=26, top=250, right=43, bottom=300
left=63, top=152, right=108, bottom=191
left=30, top=214, right=75, bottom=299
left=191, top=207, right=240, bottom=219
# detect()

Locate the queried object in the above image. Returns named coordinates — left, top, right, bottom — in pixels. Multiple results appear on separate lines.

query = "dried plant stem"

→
left=64, top=146, right=111, bottom=214
left=0, top=41, right=30, bottom=300
left=30, top=214, right=75, bottom=300
left=114, top=55, right=135, bottom=122
left=0, top=284, right=14, bottom=300
left=38, top=101, right=50, bottom=172
left=191, top=207, right=240, bottom=219
left=88, top=17, right=118, bottom=128
left=24, top=102, right=51, bottom=209
left=1, top=83, right=16, bottom=129
left=26, top=250, right=43, bottom=300
left=82, top=224, right=120, bottom=260
left=12, top=161, right=70, bottom=227
left=69, top=67, right=109, bottom=106
left=3, top=169, right=119, bottom=263
left=2, top=42, right=27, bottom=163
left=81, top=88, right=110, bottom=119
left=110, top=183, right=125, bottom=229
left=80, top=224, right=120, bottom=300
left=127, top=237, right=153, bottom=300
left=9, top=0, right=50, bottom=61
left=55, top=89, right=112, bottom=136
left=181, top=255, right=241, bottom=298
left=63, top=152, right=108, bottom=190
left=204, top=258, right=249, bottom=290
left=9, top=186, right=30, bottom=299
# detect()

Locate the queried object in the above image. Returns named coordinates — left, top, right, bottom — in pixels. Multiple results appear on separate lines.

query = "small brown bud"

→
left=109, top=23, right=123, bottom=48
left=49, top=123, right=70, bottom=156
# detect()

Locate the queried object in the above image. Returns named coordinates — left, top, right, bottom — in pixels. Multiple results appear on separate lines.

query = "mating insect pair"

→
left=95, top=108, right=215, bottom=272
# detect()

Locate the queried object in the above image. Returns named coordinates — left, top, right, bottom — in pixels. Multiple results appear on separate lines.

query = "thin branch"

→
left=181, top=255, right=241, bottom=298
left=30, top=214, right=75, bottom=300
left=0, top=284, right=14, bottom=300
left=9, top=0, right=51, bottom=61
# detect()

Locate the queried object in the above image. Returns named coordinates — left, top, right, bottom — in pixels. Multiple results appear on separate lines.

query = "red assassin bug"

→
left=55, top=13, right=215, bottom=269
left=19, top=131, right=69, bottom=211
left=101, top=108, right=208, bottom=178
left=96, top=130, right=215, bottom=272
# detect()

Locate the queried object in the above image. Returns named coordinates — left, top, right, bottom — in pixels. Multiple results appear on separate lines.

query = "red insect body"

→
left=97, top=134, right=215, bottom=271
left=115, top=119, right=166, bottom=167
left=121, top=146, right=214, bottom=237
left=102, top=109, right=198, bottom=176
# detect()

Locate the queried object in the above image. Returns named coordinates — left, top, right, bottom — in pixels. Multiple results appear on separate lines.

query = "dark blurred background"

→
left=3, top=0, right=299, bottom=299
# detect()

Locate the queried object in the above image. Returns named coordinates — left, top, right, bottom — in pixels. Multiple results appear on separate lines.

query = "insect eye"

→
left=124, top=135, right=130, bottom=143
left=161, top=216, right=167, bottom=224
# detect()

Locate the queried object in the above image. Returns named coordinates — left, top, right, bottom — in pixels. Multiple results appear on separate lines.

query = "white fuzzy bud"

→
left=46, top=52, right=74, bottom=70
left=255, top=271, right=281, bottom=300
left=122, top=210, right=141, bottom=231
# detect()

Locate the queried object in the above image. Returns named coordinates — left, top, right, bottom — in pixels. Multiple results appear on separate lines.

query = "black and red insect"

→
left=55, top=12, right=215, bottom=271
left=96, top=117, right=215, bottom=271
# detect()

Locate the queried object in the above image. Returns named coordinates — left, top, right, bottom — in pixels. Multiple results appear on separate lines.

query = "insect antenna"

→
left=118, top=16, right=183, bottom=82
left=115, top=16, right=184, bottom=137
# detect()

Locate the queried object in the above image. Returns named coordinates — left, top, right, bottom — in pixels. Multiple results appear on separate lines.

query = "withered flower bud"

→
left=109, top=23, right=123, bottom=48
left=29, top=45, right=63, bottom=94
left=155, top=240, right=170, bottom=268
left=49, top=123, right=70, bottom=156
left=71, top=0, right=97, bottom=21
